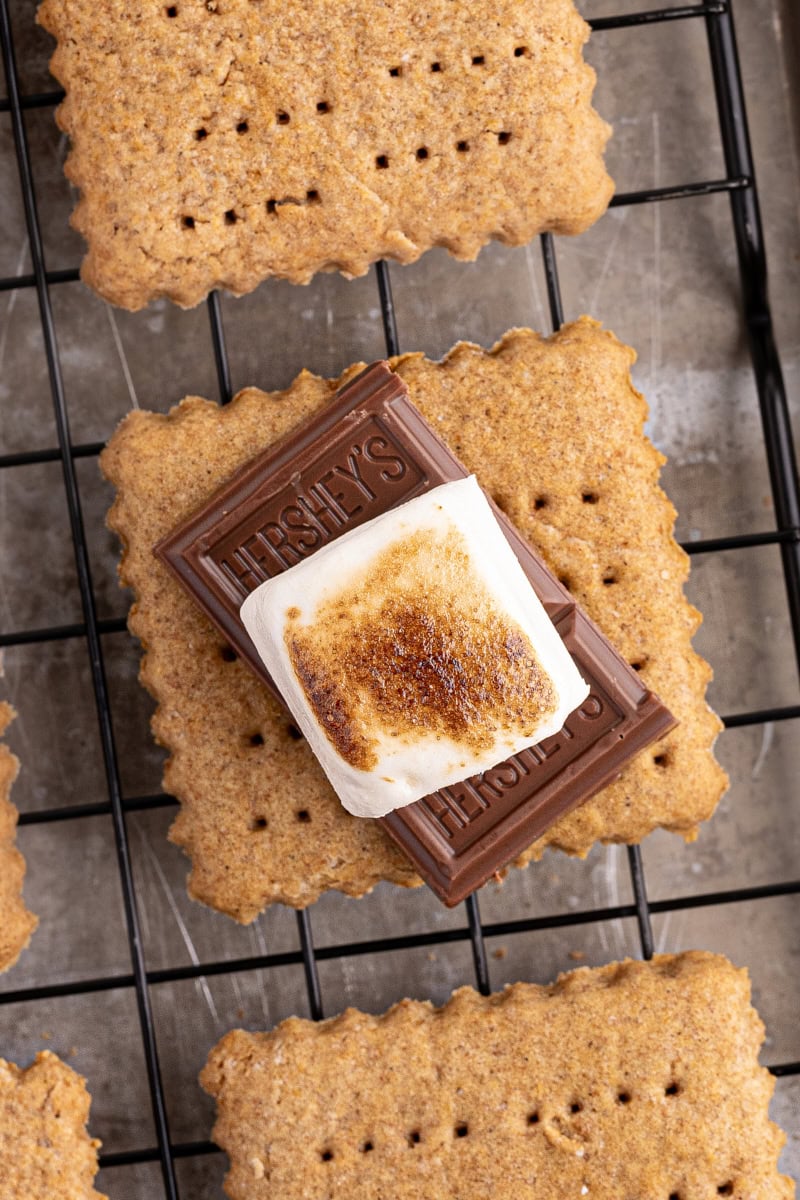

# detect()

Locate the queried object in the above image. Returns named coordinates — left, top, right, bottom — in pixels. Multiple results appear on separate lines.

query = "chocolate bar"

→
left=156, top=363, right=676, bottom=905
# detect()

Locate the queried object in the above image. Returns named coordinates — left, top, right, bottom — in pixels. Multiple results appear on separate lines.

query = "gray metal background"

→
left=0, top=1, right=797, bottom=1195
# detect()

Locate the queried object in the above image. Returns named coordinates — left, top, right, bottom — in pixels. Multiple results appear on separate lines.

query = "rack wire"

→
left=0, top=1, right=798, bottom=1196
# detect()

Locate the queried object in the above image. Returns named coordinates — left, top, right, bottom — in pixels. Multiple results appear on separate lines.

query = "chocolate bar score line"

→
left=156, top=362, right=676, bottom=906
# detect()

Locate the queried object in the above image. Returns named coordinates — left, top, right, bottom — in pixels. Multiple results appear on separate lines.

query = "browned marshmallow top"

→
left=285, top=525, right=558, bottom=772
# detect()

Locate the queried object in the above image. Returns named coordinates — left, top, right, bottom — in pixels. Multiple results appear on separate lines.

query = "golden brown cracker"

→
left=0, top=703, right=38, bottom=973
left=101, top=318, right=727, bottom=921
left=37, top=0, right=611, bottom=310
left=0, top=1051, right=105, bottom=1200
left=201, top=952, right=792, bottom=1200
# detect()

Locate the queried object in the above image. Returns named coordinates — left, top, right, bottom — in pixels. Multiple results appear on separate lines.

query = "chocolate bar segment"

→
left=157, top=364, right=428, bottom=690
left=384, top=603, right=671, bottom=905
left=156, top=362, right=676, bottom=905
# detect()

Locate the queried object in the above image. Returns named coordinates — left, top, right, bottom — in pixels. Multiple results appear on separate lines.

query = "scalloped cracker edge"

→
left=100, top=318, right=727, bottom=921
left=0, top=1051, right=105, bottom=1200
left=201, top=952, right=792, bottom=1200
left=0, top=703, right=37, bottom=973
left=37, top=0, right=612, bottom=309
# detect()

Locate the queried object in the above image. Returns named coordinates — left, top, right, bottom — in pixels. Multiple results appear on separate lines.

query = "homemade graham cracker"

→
left=0, top=1051, right=105, bottom=1200
left=0, top=703, right=37, bottom=973
left=37, top=0, right=612, bottom=310
left=202, top=952, right=793, bottom=1200
left=101, top=317, right=726, bottom=920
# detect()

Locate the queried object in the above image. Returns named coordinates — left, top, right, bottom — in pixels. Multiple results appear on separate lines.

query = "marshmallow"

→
left=241, top=476, right=589, bottom=818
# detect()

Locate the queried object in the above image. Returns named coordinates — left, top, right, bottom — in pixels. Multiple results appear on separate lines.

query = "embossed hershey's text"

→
left=210, top=418, right=425, bottom=600
left=420, top=694, right=616, bottom=843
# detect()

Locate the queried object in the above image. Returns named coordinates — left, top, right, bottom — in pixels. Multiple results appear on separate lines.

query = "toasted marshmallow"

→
left=241, top=476, right=589, bottom=818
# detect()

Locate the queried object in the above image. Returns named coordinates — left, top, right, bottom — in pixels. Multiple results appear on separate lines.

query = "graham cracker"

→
left=0, top=703, right=37, bottom=973
left=201, top=951, right=793, bottom=1200
left=0, top=1051, right=105, bottom=1200
left=37, top=0, right=612, bottom=311
left=100, top=317, right=727, bottom=921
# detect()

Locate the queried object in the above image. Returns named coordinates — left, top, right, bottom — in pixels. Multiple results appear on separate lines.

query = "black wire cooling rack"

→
left=0, top=2, right=798, bottom=1197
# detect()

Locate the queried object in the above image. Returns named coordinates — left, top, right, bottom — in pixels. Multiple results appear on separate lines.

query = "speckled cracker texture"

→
left=100, top=318, right=727, bottom=921
left=37, top=0, right=612, bottom=310
left=201, top=952, right=793, bottom=1200
left=0, top=702, right=37, bottom=973
left=0, top=1051, right=105, bottom=1200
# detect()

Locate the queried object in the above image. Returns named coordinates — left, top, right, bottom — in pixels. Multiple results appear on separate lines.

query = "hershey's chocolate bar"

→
left=156, top=362, right=676, bottom=905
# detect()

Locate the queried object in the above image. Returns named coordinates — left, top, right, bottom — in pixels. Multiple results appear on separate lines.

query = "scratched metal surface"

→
left=0, top=1, right=798, bottom=1196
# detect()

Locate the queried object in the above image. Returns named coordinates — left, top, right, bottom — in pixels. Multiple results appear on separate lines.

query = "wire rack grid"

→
left=0, top=1, right=798, bottom=1197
